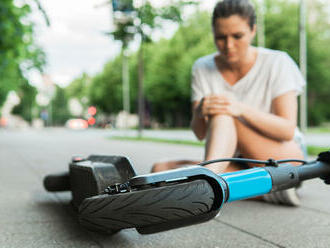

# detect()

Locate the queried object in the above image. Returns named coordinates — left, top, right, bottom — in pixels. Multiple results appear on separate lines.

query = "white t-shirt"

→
left=191, top=47, right=306, bottom=114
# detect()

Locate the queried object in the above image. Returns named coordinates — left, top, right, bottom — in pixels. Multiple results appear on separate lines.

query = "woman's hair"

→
left=212, top=0, right=256, bottom=30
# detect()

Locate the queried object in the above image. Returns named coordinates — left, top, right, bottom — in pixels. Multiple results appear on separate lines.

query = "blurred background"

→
left=1, top=0, right=329, bottom=137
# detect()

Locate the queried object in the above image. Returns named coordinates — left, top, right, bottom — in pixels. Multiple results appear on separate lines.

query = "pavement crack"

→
left=214, top=218, right=285, bottom=248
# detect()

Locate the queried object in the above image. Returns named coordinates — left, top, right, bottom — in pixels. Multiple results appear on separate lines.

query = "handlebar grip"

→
left=43, top=172, right=70, bottom=192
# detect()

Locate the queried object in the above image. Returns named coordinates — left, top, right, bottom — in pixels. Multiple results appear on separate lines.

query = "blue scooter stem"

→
left=220, top=160, right=330, bottom=203
left=221, top=168, right=272, bottom=202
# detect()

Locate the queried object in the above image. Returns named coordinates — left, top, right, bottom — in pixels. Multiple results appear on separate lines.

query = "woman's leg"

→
left=234, top=118, right=304, bottom=163
left=151, top=115, right=238, bottom=173
left=232, top=119, right=304, bottom=206
left=204, top=115, right=238, bottom=173
left=151, top=115, right=303, bottom=173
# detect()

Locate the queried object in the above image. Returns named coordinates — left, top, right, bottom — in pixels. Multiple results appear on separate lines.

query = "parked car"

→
left=65, top=119, right=88, bottom=130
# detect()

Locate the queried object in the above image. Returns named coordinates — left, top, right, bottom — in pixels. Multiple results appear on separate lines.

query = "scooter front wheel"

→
left=78, top=179, right=215, bottom=234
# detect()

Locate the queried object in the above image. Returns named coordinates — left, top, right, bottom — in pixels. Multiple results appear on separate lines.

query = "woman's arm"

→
left=190, top=91, right=298, bottom=142
left=197, top=91, right=298, bottom=141
left=191, top=100, right=207, bottom=140
left=239, top=91, right=297, bottom=141
left=190, top=94, right=236, bottom=140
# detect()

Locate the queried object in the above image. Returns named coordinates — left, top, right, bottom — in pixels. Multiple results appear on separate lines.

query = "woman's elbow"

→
left=190, top=123, right=205, bottom=141
left=280, top=125, right=296, bottom=141
left=195, top=133, right=205, bottom=141
left=192, top=128, right=205, bottom=141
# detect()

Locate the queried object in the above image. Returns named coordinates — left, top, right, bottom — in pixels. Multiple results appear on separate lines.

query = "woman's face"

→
left=213, top=15, right=256, bottom=64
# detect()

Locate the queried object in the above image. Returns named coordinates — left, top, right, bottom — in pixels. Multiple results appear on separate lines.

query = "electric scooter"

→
left=43, top=151, right=330, bottom=235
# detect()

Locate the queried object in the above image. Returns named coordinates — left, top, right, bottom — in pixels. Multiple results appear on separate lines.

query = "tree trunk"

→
left=138, top=44, right=144, bottom=137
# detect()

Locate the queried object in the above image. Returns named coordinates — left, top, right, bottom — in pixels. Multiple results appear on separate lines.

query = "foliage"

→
left=110, top=0, right=195, bottom=47
left=263, top=0, right=330, bottom=125
left=12, top=80, right=37, bottom=123
left=50, top=86, right=71, bottom=125
left=144, top=12, right=214, bottom=126
left=89, top=55, right=124, bottom=114
left=109, top=0, right=198, bottom=129
left=0, top=0, right=45, bottom=108
left=66, top=72, right=92, bottom=113
left=78, top=0, right=195, bottom=119
left=85, top=11, right=213, bottom=126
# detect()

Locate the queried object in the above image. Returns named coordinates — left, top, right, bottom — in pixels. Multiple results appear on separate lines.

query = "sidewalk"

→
left=1, top=128, right=329, bottom=248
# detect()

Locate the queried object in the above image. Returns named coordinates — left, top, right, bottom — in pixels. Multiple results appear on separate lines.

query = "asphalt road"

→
left=1, top=128, right=330, bottom=248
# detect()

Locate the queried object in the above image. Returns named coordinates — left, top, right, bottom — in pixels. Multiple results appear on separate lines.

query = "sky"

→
left=27, top=0, right=217, bottom=88
left=28, top=0, right=121, bottom=87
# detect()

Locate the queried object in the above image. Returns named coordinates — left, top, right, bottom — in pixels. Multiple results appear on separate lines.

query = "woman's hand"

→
left=197, top=94, right=244, bottom=118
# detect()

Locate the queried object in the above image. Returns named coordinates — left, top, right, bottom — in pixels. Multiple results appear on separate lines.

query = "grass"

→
left=111, top=136, right=204, bottom=146
left=307, top=145, right=329, bottom=156
left=307, top=127, right=330, bottom=133
left=110, top=136, right=328, bottom=156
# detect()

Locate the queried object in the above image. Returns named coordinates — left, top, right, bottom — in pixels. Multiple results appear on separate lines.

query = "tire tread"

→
left=79, top=179, right=214, bottom=232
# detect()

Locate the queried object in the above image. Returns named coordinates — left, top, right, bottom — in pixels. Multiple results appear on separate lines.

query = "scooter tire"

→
left=79, top=179, right=214, bottom=233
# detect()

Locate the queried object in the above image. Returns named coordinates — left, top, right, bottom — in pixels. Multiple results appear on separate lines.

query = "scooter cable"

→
left=198, top=158, right=308, bottom=167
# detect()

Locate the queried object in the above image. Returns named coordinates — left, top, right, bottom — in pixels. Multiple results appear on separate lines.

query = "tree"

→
left=89, top=55, right=126, bottom=114
left=0, top=0, right=46, bottom=108
left=263, top=0, right=330, bottom=125
left=12, top=80, right=37, bottom=123
left=68, top=53, right=139, bottom=118
left=66, top=73, right=92, bottom=114
left=144, top=12, right=214, bottom=126
left=50, top=86, right=71, bottom=125
left=109, top=0, right=197, bottom=131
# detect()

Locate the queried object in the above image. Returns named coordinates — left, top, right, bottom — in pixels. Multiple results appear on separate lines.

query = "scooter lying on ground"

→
left=44, top=151, right=330, bottom=235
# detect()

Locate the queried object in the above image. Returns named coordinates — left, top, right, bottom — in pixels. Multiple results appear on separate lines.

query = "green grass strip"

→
left=111, top=136, right=328, bottom=156
left=307, top=145, right=329, bottom=156
left=307, top=127, right=330, bottom=133
left=111, top=136, right=204, bottom=146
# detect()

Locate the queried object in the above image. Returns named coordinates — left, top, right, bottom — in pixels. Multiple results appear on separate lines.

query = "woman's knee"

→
left=207, top=115, right=237, bottom=137
left=208, top=114, right=235, bottom=126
